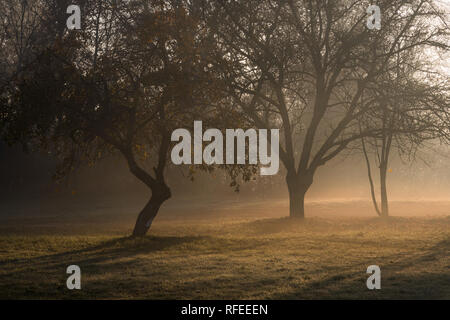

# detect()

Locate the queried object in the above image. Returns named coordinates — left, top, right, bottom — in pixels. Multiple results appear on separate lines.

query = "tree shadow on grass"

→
left=0, top=235, right=232, bottom=298
left=0, top=233, right=272, bottom=298
left=0, top=235, right=209, bottom=278
left=269, top=238, right=449, bottom=299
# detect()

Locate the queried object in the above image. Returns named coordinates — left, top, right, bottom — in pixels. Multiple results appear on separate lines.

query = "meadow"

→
left=0, top=199, right=448, bottom=299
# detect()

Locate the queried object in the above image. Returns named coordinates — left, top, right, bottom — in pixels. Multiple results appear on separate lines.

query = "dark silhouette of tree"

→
left=203, top=0, right=449, bottom=218
left=1, top=0, right=222, bottom=236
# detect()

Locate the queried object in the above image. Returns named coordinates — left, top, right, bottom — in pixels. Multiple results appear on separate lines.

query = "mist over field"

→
left=2, top=141, right=450, bottom=223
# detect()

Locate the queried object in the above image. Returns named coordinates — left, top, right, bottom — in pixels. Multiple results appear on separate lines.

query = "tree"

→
left=203, top=0, right=449, bottom=218
left=1, top=0, right=222, bottom=236
left=360, top=43, right=450, bottom=217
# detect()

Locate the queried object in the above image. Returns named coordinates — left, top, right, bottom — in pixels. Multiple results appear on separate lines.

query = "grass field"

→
left=0, top=199, right=449, bottom=299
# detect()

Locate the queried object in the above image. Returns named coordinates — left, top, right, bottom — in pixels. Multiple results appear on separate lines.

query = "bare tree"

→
left=360, top=43, right=450, bottom=217
left=204, top=0, right=449, bottom=218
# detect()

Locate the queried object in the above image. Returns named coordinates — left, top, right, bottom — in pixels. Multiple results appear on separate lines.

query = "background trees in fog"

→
left=203, top=0, right=449, bottom=218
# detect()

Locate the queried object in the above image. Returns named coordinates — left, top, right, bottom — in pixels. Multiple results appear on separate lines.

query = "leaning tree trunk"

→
left=132, top=184, right=171, bottom=237
left=122, top=123, right=172, bottom=237
left=361, top=136, right=382, bottom=216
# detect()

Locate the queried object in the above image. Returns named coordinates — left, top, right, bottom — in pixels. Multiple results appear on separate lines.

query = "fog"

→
left=2, top=140, right=450, bottom=221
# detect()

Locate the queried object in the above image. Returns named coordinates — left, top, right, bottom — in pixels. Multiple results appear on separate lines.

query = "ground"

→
left=0, top=199, right=448, bottom=299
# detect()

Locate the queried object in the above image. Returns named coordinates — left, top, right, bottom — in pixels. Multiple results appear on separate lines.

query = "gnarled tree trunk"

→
left=123, top=129, right=172, bottom=237
left=132, top=184, right=171, bottom=236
